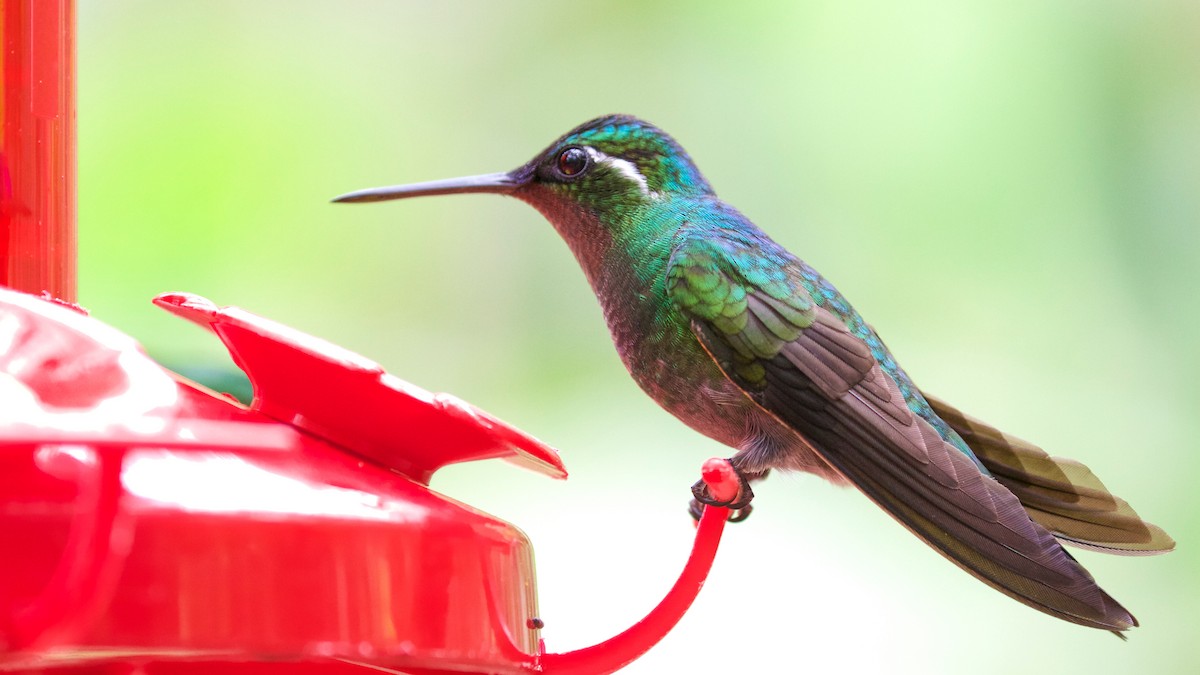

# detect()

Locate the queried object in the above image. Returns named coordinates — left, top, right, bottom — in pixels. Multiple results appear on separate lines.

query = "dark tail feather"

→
left=926, top=394, right=1175, bottom=556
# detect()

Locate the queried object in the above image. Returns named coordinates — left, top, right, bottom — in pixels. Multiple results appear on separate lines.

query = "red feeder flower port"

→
left=1, top=4, right=739, bottom=674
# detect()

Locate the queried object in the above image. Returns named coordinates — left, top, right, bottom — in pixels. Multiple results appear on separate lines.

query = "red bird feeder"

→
left=1, top=4, right=738, bottom=674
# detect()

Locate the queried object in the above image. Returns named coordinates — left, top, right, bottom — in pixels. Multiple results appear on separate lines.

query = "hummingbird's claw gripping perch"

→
left=689, top=458, right=762, bottom=522
left=687, top=498, right=753, bottom=523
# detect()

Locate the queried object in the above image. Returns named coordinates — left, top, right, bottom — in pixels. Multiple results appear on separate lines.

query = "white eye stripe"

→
left=583, top=147, right=654, bottom=196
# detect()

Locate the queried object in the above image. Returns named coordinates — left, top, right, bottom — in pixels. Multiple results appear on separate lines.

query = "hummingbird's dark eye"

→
left=557, top=147, right=588, bottom=177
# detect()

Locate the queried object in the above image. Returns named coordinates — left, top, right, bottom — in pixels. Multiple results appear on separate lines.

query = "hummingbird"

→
left=333, top=114, right=1174, bottom=635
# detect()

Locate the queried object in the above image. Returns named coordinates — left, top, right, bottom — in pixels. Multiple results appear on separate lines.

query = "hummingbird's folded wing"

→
left=666, top=235, right=1138, bottom=633
left=924, top=394, right=1175, bottom=556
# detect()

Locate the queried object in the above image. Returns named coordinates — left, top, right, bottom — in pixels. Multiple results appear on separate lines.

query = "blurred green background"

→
left=78, top=1, right=1198, bottom=672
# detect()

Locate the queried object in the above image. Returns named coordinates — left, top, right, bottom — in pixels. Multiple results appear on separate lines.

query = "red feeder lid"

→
left=153, top=291, right=566, bottom=485
left=0, top=288, right=564, bottom=673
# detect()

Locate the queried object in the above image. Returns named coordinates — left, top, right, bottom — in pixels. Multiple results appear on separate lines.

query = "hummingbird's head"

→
left=513, top=115, right=713, bottom=210
left=333, top=115, right=714, bottom=276
left=333, top=114, right=712, bottom=212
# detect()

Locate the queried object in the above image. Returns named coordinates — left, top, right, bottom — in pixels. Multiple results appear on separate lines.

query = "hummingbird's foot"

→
left=727, top=504, right=754, bottom=523
left=687, top=498, right=753, bottom=522
left=689, top=462, right=763, bottom=521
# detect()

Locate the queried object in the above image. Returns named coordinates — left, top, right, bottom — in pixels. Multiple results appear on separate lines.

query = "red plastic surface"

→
left=153, top=291, right=566, bottom=485
left=0, top=288, right=554, bottom=672
left=537, top=497, right=732, bottom=675
left=0, top=0, right=76, bottom=302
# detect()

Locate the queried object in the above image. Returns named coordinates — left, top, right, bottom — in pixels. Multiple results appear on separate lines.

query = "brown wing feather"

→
left=690, top=303, right=1138, bottom=632
left=925, top=394, right=1175, bottom=556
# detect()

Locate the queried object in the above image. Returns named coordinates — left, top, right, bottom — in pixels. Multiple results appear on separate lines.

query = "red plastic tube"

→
left=537, top=458, right=741, bottom=675
left=1, top=0, right=76, bottom=302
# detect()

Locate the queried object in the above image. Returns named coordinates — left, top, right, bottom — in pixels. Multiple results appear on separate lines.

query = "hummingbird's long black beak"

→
left=331, top=171, right=521, bottom=203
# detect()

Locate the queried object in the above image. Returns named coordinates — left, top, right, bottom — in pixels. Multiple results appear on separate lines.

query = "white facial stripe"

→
left=584, top=147, right=654, bottom=196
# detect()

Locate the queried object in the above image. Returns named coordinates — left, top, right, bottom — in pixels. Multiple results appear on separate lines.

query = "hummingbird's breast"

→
left=591, top=214, right=766, bottom=453
left=531, top=194, right=829, bottom=471
left=599, top=260, right=831, bottom=476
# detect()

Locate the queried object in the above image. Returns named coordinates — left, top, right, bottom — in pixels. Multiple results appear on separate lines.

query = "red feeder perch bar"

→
left=0, top=3, right=742, bottom=673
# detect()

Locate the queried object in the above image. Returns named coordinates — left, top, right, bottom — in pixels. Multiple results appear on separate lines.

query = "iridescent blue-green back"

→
left=679, top=201, right=987, bottom=471
left=793, top=258, right=986, bottom=469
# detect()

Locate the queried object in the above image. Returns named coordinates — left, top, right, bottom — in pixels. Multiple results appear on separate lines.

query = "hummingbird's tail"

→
left=742, top=357, right=1143, bottom=633
left=926, top=394, right=1176, bottom=556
